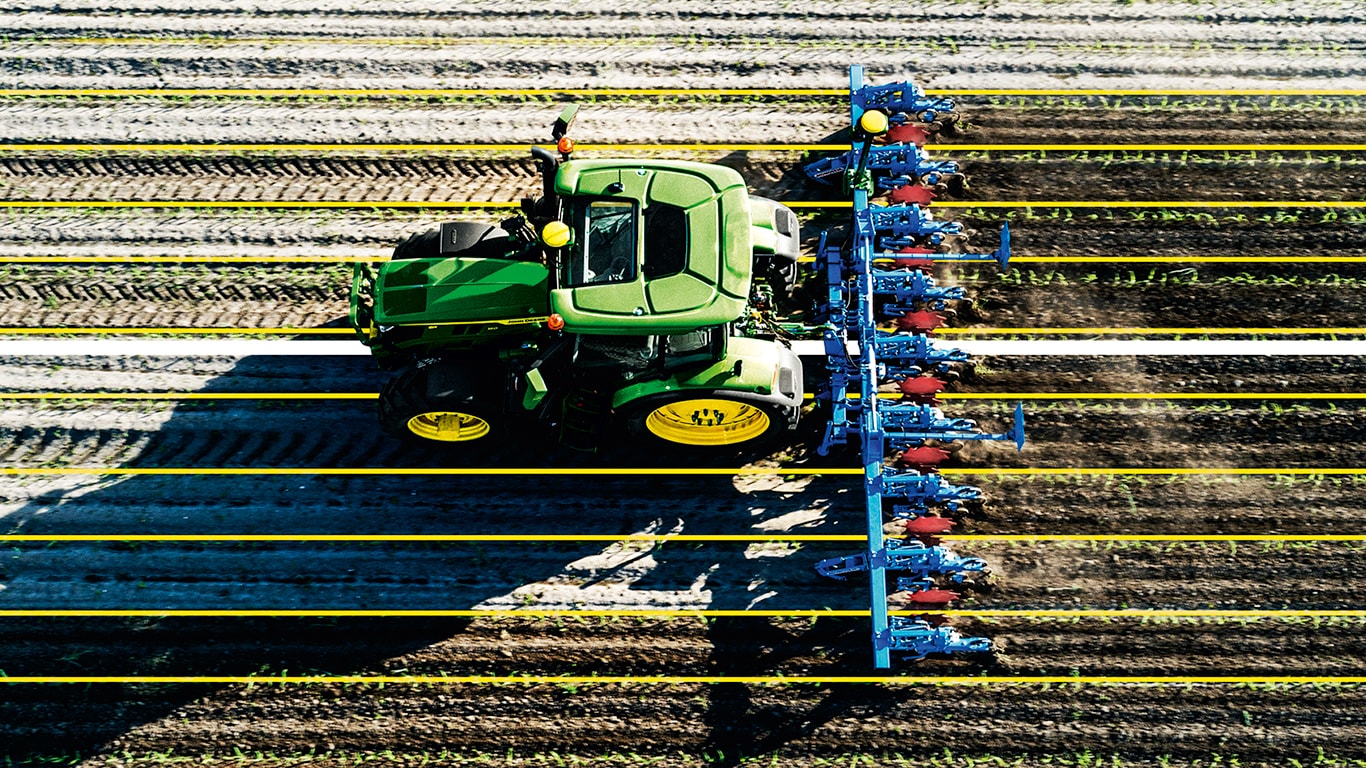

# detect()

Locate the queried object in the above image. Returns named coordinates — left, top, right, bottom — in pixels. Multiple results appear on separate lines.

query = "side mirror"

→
left=552, top=104, right=578, bottom=141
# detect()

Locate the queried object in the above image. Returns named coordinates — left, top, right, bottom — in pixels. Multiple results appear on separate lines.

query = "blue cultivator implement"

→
left=810, top=66, right=1022, bottom=667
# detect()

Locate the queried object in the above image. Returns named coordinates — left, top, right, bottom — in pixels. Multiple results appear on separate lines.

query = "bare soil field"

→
left=1, top=1, right=1365, bottom=766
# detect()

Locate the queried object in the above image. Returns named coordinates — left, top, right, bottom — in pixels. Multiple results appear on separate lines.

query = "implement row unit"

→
left=805, top=66, right=1024, bottom=668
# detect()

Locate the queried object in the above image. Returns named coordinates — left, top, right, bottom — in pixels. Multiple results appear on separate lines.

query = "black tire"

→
left=758, top=253, right=799, bottom=304
left=392, top=222, right=511, bottom=261
left=378, top=362, right=506, bottom=445
left=620, top=391, right=794, bottom=450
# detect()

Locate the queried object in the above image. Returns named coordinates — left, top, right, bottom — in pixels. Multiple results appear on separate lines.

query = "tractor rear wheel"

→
left=379, top=363, right=505, bottom=445
left=621, top=392, right=790, bottom=449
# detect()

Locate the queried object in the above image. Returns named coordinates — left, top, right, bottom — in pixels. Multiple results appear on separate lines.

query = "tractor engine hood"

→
left=373, top=257, right=549, bottom=325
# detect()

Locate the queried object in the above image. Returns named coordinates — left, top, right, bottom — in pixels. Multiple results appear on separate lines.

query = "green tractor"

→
left=349, top=107, right=804, bottom=450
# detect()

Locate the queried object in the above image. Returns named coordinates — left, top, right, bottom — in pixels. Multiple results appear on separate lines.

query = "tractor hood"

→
left=373, top=257, right=549, bottom=325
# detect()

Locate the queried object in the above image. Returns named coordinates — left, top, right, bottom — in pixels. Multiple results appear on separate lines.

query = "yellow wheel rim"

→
left=644, top=398, right=771, bottom=446
left=406, top=411, right=491, bottom=442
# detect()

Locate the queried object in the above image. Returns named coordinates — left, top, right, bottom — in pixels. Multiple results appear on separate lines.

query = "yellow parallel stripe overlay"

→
left=0, top=201, right=513, bottom=209
left=1009, top=256, right=1366, bottom=263
left=937, top=144, right=1366, bottom=152
left=2, top=532, right=1355, bottom=543
left=7, top=392, right=1365, bottom=402
left=3, top=200, right=1363, bottom=210
left=0, top=467, right=863, bottom=476
left=0, top=256, right=387, bottom=263
left=0, top=467, right=1362, bottom=477
left=942, top=393, right=1366, bottom=400
left=949, top=534, right=1366, bottom=542
left=0, top=535, right=852, bottom=541
left=938, top=328, right=1366, bottom=335
left=1, top=675, right=1363, bottom=685
left=0, top=328, right=352, bottom=335
left=1, top=392, right=378, bottom=400
left=0, top=88, right=843, bottom=98
left=787, top=201, right=1366, bottom=209
left=0, top=609, right=1358, bottom=619
left=7, top=327, right=1364, bottom=337
left=0, top=143, right=840, bottom=153
left=0, top=534, right=1359, bottom=543
left=2, top=143, right=1363, bottom=153
left=0, top=88, right=1361, bottom=97
left=0, top=534, right=865, bottom=543
left=7, top=255, right=1366, bottom=265
left=941, top=468, right=1366, bottom=476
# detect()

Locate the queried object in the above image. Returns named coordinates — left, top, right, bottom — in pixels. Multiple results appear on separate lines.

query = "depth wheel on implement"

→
left=379, top=363, right=505, bottom=445
left=622, top=392, right=790, bottom=449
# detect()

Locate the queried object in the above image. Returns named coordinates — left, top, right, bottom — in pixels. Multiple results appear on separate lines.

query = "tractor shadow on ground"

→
left=0, top=353, right=894, bottom=759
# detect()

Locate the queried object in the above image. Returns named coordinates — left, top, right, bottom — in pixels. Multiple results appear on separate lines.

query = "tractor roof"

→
left=549, top=158, right=753, bottom=334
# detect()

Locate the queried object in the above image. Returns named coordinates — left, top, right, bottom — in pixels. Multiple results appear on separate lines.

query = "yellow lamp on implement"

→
left=858, top=109, right=890, bottom=136
left=540, top=221, right=572, bottom=249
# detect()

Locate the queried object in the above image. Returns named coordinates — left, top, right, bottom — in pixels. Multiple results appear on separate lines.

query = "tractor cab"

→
left=547, top=159, right=754, bottom=335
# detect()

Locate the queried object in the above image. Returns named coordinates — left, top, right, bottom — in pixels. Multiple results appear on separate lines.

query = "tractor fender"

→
left=749, top=196, right=801, bottom=300
left=610, top=337, right=804, bottom=429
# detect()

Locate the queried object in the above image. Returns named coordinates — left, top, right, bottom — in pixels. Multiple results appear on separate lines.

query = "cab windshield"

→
left=566, top=200, right=637, bottom=287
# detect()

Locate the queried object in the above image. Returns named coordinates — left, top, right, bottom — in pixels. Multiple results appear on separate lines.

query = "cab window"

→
left=567, top=200, right=637, bottom=287
left=643, top=204, right=687, bottom=279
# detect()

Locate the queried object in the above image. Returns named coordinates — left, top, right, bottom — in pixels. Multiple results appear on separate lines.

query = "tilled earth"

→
left=2, top=1, right=1366, bottom=766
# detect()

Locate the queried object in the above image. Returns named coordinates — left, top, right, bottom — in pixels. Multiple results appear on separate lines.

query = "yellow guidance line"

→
left=7, top=327, right=1366, bottom=337
left=1, top=674, right=1362, bottom=685
left=1009, top=256, right=1366, bottom=264
left=0, top=533, right=1359, bottom=543
left=945, top=468, right=1366, bottom=476
left=0, top=143, right=840, bottom=153
left=7, top=391, right=1366, bottom=402
left=942, top=392, right=1366, bottom=400
left=1, top=255, right=387, bottom=263
left=0, top=328, right=351, bottom=335
left=0, top=609, right=1359, bottom=619
left=2, top=142, right=1364, bottom=153
left=3, top=200, right=1364, bottom=210
left=937, top=327, right=1366, bottom=336
left=0, top=467, right=862, bottom=477
left=0, top=392, right=378, bottom=400
left=0, top=534, right=865, bottom=543
left=1, top=87, right=1362, bottom=97
left=7, top=254, right=1366, bottom=265
left=0, top=467, right=1363, bottom=477
left=788, top=201, right=1366, bottom=210
left=0, top=201, right=516, bottom=209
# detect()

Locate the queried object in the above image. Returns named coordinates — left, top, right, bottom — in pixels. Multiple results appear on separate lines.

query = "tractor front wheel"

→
left=379, top=363, right=505, bottom=445
left=622, top=392, right=791, bottom=449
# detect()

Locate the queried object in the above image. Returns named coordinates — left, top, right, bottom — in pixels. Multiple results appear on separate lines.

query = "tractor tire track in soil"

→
left=0, top=152, right=1362, bottom=205
left=0, top=392, right=1362, bottom=473
left=0, top=616, right=1362, bottom=678
left=4, top=659, right=1365, bottom=761
left=7, top=263, right=1366, bottom=334
left=1, top=99, right=1361, bottom=146
left=1, top=0, right=1362, bottom=90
